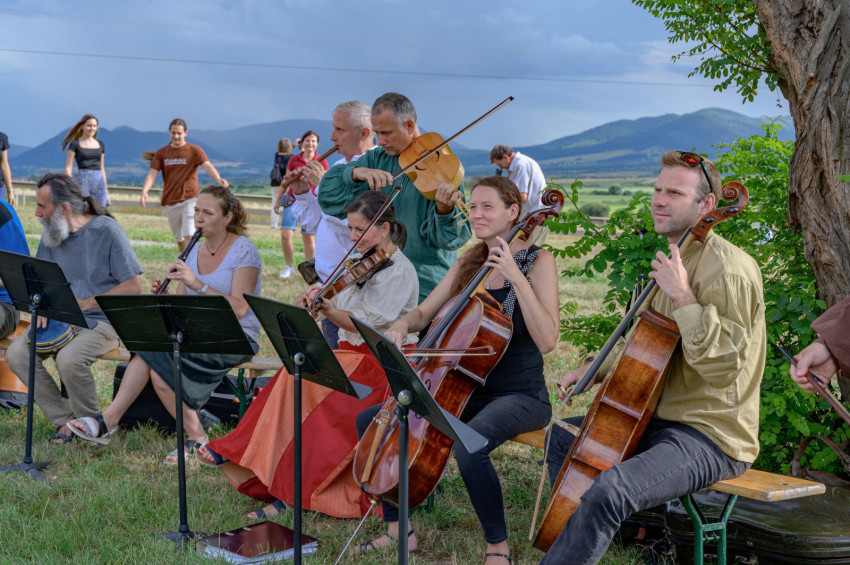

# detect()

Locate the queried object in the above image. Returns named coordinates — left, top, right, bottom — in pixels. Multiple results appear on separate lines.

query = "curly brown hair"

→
left=200, top=185, right=248, bottom=236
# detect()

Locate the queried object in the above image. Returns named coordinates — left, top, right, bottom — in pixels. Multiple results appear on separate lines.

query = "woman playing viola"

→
left=197, top=190, right=419, bottom=520
left=355, top=176, right=559, bottom=564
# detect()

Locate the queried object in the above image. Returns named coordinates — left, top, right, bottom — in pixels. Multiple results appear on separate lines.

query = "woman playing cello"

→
left=197, top=190, right=419, bottom=520
left=355, top=176, right=559, bottom=564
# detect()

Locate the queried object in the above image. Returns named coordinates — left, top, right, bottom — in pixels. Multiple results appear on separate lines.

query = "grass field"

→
left=0, top=203, right=652, bottom=564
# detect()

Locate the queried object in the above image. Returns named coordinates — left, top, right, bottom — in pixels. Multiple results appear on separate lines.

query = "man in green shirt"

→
left=540, top=151, right=765, bottom=565
left=317, top=92, right=471, bottom=302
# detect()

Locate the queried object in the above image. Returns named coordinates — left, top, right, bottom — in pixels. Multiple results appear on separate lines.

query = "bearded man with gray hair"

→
left=6, top=173, right=142, bottom=444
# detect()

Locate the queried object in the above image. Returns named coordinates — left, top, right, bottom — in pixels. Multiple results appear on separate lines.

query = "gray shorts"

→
left=165, top=197, right=197, bottom=241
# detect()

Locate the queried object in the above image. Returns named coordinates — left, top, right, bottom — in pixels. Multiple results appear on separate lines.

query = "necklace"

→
left=206, top=234, right=229, bottom=256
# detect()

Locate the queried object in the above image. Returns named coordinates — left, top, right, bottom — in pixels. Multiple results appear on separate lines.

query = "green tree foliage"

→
left=608, top=184, right=623, bottom=195
left=631, top=0, right=777, bottom=102
left=550, top=125, right=848, bottom=474
left=579, top=202, right=611, bottom=218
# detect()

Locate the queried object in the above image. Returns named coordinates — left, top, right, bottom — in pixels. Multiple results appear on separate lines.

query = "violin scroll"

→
left=691, top=181, right=748, bottom=242
left=517, top=188, right=565, bottom=239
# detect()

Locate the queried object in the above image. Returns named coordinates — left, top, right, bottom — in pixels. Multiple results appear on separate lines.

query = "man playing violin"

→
left=541, top=151, right=766, bottom=564
left=6, top=173, right=142, bottom=445
left=318, top=92, right=472, bottom=302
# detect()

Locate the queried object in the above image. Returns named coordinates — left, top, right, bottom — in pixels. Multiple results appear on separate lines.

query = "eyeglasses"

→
left=677, top=151, right=713, bottom=194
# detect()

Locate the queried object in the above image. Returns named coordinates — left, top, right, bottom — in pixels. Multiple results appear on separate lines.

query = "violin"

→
left=533, top=181, right=749, bottom=552
left=397, top=132, right=468, bottom=223
left=309, top=248, right=392, bottom=316
left=352, top=189, right=565, bottom=508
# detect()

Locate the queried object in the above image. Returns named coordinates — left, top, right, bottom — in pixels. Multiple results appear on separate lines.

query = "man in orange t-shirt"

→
left=140, top=118, right=229, bottom=250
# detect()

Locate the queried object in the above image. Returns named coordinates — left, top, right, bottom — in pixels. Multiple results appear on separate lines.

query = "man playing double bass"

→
left=318, top=92, right=472, bottom=302
left=541, top=151, right=766, bottom=564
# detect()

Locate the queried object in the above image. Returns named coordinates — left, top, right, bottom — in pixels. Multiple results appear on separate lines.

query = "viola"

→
left=309, top=247, right=392, bottom=316
left=397, top=132, right=468, bottom=222
left=353, top=189, right=565, bottom=508
left=533, top=181, right=749, bottom=552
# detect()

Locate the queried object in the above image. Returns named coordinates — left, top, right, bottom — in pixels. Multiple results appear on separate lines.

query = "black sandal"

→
left=486, top=552, right=514, bottom=564
left=49, top=426, right=74, bottom=444
left=248, top=499, right=288, bottom=520
left=357, top=529, right=419, bottom=555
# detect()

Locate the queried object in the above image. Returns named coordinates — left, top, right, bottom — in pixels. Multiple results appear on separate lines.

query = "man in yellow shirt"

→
left=540, top=151, right=765, bottom=565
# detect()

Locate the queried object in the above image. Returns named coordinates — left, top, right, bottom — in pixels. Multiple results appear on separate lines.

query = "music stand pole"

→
left=396, top=397, right=411, bottom=565
left=293, top=352, right=304, bottom=565
left=168, top=330, right=192, bottom=545
left=0, top=298, right=52, bottom=481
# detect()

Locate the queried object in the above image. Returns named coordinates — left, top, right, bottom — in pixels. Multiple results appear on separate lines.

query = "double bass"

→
left=353, top=189, right=565, bottom=508
left=533, top=181, right=749, bottom=551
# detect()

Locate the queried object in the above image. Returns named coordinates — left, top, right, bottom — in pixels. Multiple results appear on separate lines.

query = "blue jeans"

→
left=357, top=392, right=551, bottom=544
left=540, top=418, right=750, bottom=565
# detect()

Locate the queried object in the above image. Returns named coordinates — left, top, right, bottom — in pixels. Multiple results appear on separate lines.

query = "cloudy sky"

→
left=1, top=0, right=787, bottom=150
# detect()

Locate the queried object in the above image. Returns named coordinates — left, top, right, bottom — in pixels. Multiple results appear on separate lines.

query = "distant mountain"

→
left=10, top=108, right=794, bottom=182
left=457, top=108, right=793, bottom=177
left=7, top=145, right=31, bottom=159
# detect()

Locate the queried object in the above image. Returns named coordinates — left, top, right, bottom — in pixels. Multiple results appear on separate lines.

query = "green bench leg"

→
left=680, top=492, right=737, bottom=565
left=223, top=368, right=254, bottom=421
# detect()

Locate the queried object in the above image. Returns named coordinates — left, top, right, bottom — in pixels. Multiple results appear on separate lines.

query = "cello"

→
left=353, top=189, right=565, bottom=508
left=533, top=181, right=749, bottom=551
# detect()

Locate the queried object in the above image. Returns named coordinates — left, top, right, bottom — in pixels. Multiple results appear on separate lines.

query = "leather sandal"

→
left=67, top=414, right=115, bottom=445
left=357, top=528, right=419, bottom=555
left=248, top=499, right=288, bottom=520
left=486, top=552, right=514, bottom=564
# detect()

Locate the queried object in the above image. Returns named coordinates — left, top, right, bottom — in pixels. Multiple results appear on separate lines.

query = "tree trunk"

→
left=754, top=0, right=850, bottom=306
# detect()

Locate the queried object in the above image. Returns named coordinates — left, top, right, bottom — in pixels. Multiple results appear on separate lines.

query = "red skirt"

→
left=208, top=341, right=388, bottom=518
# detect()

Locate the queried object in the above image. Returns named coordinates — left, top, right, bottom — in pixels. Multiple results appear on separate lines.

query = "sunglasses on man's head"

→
left=677, top=151, right=713, bottom=193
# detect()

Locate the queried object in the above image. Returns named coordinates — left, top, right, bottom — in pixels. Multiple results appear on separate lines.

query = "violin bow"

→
left=779, top=345, right=850, bottom=427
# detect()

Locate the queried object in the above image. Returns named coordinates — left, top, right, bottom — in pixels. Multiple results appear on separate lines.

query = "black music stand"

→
left=95, top=294, right=253, bottom=547
left=0, top=250, right=89, bottom=482
left=244, top=295, right=372, bottom=565
left=350, top=316, right=488, bottom=565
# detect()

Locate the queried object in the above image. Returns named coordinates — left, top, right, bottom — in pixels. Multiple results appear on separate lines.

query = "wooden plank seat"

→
left=680, top=468, right=825, bottom=565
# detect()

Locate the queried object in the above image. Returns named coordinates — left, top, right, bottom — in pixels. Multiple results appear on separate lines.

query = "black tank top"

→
left=473, top=246, right=548, bottom=403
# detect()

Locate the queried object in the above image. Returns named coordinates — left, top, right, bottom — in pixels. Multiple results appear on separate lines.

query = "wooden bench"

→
left=680, top=469, right=825, bottom=565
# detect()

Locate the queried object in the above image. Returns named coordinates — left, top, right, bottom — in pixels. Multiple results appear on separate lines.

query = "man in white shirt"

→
left=491, top=144, right=548, bottom=245
left=301, top=101, right=375, bottom=347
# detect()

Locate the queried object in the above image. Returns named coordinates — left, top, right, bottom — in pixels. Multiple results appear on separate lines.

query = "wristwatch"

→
left=198, top=283, right=209, bottom=295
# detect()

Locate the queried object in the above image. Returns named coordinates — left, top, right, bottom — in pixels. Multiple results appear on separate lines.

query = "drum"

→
left=27, top=319, right=78, bottom=354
